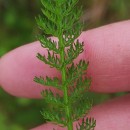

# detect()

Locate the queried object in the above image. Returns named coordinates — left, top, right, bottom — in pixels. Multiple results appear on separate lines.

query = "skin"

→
left=0, top=20, right=130, bottom=130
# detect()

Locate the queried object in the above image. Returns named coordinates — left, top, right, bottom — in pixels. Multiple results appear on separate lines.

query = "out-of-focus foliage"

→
left=0, top=0, right=129, bottom=129
left=0, top=0, right=40, bottom=56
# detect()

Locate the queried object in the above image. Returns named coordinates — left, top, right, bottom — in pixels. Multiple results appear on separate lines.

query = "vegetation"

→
left=34, top=0, right=95, bottom=129
left=0, top=0, right=129, bottom=129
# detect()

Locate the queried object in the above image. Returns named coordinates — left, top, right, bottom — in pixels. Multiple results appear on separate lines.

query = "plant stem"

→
left=59, top=33, right=73, bottom=130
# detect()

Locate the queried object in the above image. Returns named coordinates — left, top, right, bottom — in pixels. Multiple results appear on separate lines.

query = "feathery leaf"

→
left=76, top=118, right=96, bottom=130
left=34, top=76, right=62, bottom=90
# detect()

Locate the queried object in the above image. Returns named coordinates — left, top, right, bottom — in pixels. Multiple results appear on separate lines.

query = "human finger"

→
left=0, top=20, right=130, bottom=98
left=31, top=94, right=130, bottom=130
left=83, top=20, right=130, bottom=92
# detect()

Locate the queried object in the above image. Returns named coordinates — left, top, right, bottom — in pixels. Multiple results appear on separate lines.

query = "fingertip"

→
left=83, top=20, right=130, bottom=92
left=0, top=41, right=61, bottom=98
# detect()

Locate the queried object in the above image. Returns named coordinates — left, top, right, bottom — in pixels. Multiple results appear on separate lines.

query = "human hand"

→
left=0, top=20, right=130, bottom=130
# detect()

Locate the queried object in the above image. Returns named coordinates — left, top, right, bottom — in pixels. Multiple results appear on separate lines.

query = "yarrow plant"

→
left=34, top=0, right=96, bottom=130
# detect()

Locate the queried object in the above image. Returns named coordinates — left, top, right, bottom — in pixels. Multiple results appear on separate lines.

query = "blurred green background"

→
left=0, top=0, right=130, bottom=129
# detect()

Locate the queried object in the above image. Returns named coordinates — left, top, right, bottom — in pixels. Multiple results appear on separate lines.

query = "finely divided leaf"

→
left=35, top=0, right=96, bottom=129
left=72, top=96, right=92, bottom=121
left=36, top=51, right=61, bottom=69
left=41, top=108, right=67, bottom=126
left=36, top=15, right=58, bottom=36
left=65, top=41, right=84, bottom=65
left=34, top=76, right=62, bottom=90
left=37, top=35, right=59, bottom=54
left=66, top=60, right=89, bottom=86
left=76, top=118, right=96, bottom=130
left=41, top=89, right=64, bottom=106
left=69, top=77, right=91, bottom=104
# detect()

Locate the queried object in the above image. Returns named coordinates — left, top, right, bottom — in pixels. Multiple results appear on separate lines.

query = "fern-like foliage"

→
left=35, top=0, right=96, bottom=130
left=76, top=118, right=96, bottom=130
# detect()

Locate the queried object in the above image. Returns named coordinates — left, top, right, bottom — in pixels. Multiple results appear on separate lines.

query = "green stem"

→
left=59, top=33, right=73, bottom=130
